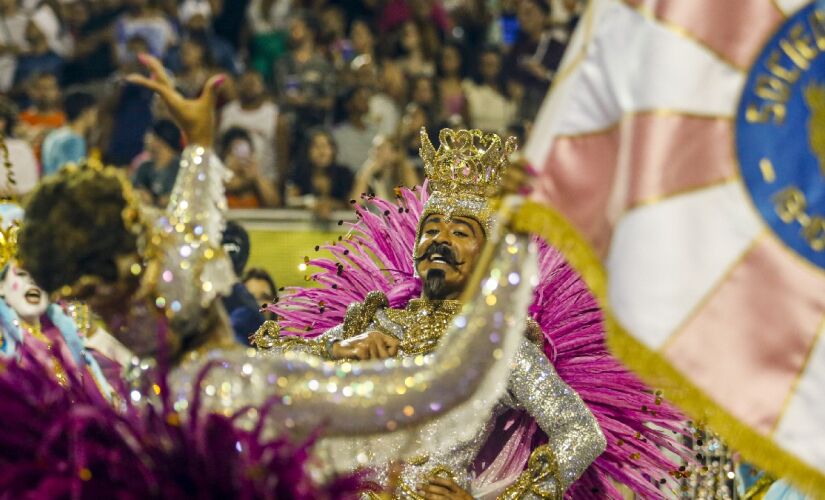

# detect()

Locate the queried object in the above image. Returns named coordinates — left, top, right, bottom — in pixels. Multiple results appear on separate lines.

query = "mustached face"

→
left=415, top=214, right=484, bottom=300
left=0, top=264, right=49, bottom=324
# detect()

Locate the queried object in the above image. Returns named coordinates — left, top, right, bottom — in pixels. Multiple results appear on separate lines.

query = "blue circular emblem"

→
left=738, top=2, right=825, bottom=268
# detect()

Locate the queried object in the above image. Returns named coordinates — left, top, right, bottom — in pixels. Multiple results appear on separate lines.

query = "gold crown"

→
left=416, top=128, right=518, bottom=239
left=420, top=128, right=518, bottom=199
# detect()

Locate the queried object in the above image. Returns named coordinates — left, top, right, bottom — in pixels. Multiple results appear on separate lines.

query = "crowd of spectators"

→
left=1, top=0, right=585, bottom=215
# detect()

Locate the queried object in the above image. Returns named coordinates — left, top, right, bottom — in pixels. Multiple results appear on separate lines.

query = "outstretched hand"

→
left=125, top=53, right=226, bottom=148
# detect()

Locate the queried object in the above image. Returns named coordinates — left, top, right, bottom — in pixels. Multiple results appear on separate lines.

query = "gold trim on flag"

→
left=511, top=199, right=825, bottom=495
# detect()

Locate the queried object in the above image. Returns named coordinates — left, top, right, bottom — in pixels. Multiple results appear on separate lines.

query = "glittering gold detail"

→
left=0, top=221, right=19, bottom=270
left=526, top=317, right=543, bottom=346
left=679, top=425, right=738, bottom=498
left=512, top=199, right=825, bottom=492
left=805, top=83, right=825, bottom=176
left=0, top=129, right=17, bottom=200
left=500, top=445, right=561, bottom=499
left=25, top=320, right=68, bottom=387
left=420, top=129, right=517, bottom=201
left=343, top=291, right=389, bottom=339
left=380, top=299, right=462, bottom=355
left=407, top=455, right=430, bottom=466
left=417, top=128, right=517, bottom=238
left=250, top=320, right=328, bottom=357
left=743, top=474, right=777, bottom=500
left=67, top=302, right=95, bottom=337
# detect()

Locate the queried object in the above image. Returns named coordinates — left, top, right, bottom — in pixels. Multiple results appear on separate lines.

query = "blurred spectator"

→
left=0, top=0, right=29, bottom=92
left=166, top=3, right=240, bottom=75
left=562, top=0, right=585, bottom=34
left=275, top=11, right=335, bottom=137
left=100, top=36, right=155, bottom=166
left=14, top=8, right=65, bottom=87
left=367, top=61, right=406, bottom=137
left=131, top=119, right=182, bottom=207
left=242, top=267, right=277, bottom=321
left=41, top=91, right=97, bottom=175
left=436, top=42, right=468, bottom=126
left=221, top=220, right=266, bottom=343
left=409, top=74, right=439, bottom=124
left=61, top=0, right=119, bottom=86
left=287, top=128, right=353, bottom=218
left=17, top=73, right=65, bottom=159
left=394, top=21, right=435, bottom=77
left=398, top=102, right=434, bottom=173
left=113, top=0, right=178, bottom=64
left=220, top=69, right=285, bottom=183
left=463, top=46, right=515, bottom=134
left=489, top=0, right=520, bottom=48
left=219, top=127, right=280, bottom=208
left=214, top=0, right=249, bottom=49
left=446, top=0, right=489, bottom=51
left=172, top=32, right=218, bottom=98
left=0, top=96, right=38, bottom=195
left=349, top=18, right=376, bottom=63
left=332, top=85, right=378, bottom=172
left=379, top=0, right=450, bottom=37
left=319, top=4, right=351, bottom=69
left=505, top=0, right=565, bottom=121
left=246, top=0, right=291, bottom=81
left=351, top=135, right=420, bottom=200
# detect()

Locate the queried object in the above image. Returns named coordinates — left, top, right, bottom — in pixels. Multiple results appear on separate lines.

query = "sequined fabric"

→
left=264, top=257, right=605, bottom=496
left=152, top=146, right=234, bottom=326
left=162, top=232, right=539, bottom=477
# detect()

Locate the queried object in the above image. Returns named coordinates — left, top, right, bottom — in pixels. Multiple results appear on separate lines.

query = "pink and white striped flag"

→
left=525, top=0, right=825, bottom=492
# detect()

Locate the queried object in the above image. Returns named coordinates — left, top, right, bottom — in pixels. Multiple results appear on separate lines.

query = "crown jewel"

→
left=420, top=128, right=518, bottom=199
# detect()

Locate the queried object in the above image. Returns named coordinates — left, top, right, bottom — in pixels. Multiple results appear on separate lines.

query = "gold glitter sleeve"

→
left=169, top=231, right=540, bottom=474
left=504, top=339, right=606, bottom=495
left=251, top=320, right=342, bottom=358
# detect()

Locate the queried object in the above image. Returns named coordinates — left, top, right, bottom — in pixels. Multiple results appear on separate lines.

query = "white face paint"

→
left=0, top=264, right=49, bottom=324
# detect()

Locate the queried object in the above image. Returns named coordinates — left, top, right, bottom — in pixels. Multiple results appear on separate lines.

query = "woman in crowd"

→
left=436, top=42, right=468, bottom=126
left=286, top=128, right=353, bottom=219
left=219, top=126, right=280, bottom=208
left=394, top=21, right=435, bottom=77
left=463, top=45, right=516, bottom=134
left=350, top=134, right=420, bottom=201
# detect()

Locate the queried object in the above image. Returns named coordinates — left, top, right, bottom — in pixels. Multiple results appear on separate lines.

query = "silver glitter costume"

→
left=138, top=146, right=543, bottom=478
left=276, top=302, right=606, bottom=498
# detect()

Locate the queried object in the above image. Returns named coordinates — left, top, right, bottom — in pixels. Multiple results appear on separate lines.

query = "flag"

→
left=522, top=0, right=825, bottom=493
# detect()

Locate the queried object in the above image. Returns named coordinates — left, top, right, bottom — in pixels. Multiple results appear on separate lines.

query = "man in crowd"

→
left=41, top=91, right=97, bottom=175
left=132, top=119, right=182, bottom=207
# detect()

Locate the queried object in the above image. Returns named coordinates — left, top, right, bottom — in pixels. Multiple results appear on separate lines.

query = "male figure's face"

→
left=0, top=264, right=49, bottom=325
left=415, top=214, right=485, bottom=300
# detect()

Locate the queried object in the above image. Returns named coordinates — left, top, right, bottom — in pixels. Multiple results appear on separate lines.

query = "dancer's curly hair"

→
left=19, top=165, right=138, bottom=293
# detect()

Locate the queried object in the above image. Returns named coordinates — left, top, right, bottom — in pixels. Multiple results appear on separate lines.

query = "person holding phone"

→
left=219, top=127, right=280, bottom=208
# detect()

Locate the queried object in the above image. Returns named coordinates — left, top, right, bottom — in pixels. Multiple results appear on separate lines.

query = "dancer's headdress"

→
left=417, top=128, right=518, bottom=241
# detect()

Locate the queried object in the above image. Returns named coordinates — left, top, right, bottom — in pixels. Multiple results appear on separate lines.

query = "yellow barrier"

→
left=230, top=209, right=351, bottom=288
